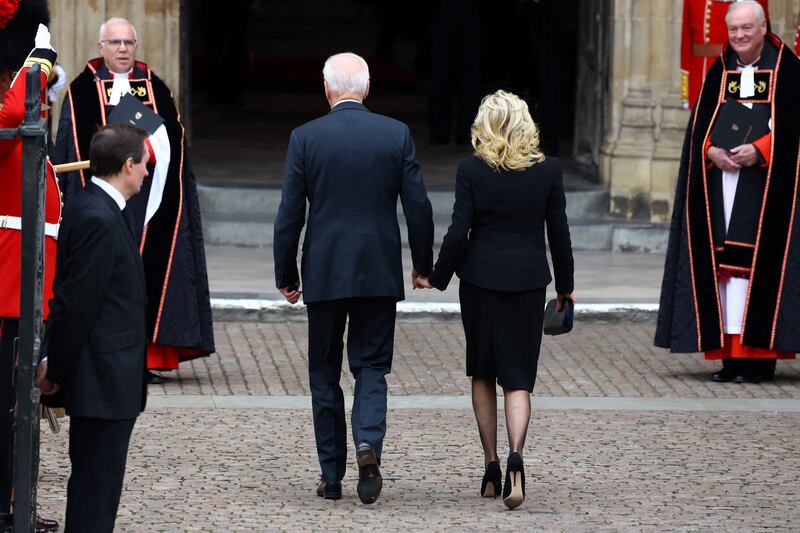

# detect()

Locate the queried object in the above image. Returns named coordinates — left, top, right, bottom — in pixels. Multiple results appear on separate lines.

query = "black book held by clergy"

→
left=711, top=99, right=770, bottom=151
left=107, top=94, right=164, bottom=135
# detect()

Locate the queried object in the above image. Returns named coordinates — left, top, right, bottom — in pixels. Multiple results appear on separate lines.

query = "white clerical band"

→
left=0, top=215, right=59, bottom=239
left=739, top=65, right=756, bottom=98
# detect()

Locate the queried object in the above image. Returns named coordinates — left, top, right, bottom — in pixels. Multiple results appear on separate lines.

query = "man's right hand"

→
left=279, top=284, right=302, bottom=304
left=35, top=361, right=60, bottom=395
left=708, top=146, right=741, bottom=173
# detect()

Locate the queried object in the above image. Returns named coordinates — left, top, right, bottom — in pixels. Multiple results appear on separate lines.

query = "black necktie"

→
left=121, top=206, right=136, bottom=237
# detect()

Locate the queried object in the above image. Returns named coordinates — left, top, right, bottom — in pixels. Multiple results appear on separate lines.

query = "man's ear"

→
left=363, top=80, right=370, bottom=100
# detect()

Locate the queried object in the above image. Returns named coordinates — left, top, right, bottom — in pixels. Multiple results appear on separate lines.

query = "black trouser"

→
left=65, top=416, right=136, bottom=533
left=306, top=297, right=396, bottom=483
left=722, top=357, right=777, bottom=377
left=0, top=318, right=17, bottom=516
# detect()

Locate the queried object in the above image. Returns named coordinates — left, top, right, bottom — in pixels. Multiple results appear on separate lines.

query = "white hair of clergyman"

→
left=99, top=17, right=139, bottom=42
left=322, top=53, right=370, bottom=97
left=725, top=0, right=765, bottom=25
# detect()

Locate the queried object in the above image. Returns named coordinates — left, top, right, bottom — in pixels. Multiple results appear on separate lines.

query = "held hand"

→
left=279, top=284, right=302, bottom=304
left=707, top=146, right=741, bottom=173
left=729, top=144, right=759, bottom=167
left=414, top=276, right=432, bottom=289
left=556, top=292, right=576, bottom=312
left=411, top=269, right=420, bottom=288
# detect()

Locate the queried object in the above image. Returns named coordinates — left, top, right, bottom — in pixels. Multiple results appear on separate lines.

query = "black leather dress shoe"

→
left=735, top=359, right=776, bottom=384
left=356, top=446, right=382, bottom=505
left=734, top=372, right=774, bottom=384
left=146, top=371, right=164, bottom=384
left=316, top=478, right=342, bottom=500
left=711, top=366, right=739, bottom=382
left=36, top=514, right=59, bottom=532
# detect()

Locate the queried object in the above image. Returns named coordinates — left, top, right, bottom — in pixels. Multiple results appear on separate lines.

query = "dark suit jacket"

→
left=274, top=101, right=434, bottom=303
left=429, top=155, right=574, bottom=293
left=43, top=181, right=148, bottom=419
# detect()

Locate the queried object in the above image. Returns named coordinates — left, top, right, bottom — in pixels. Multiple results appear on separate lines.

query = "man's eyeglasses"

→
left=101, top=39, right=137, bottom=48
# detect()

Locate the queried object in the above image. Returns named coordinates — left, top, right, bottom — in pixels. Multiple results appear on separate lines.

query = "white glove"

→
left=48, top=64, right=67, bottom=104
left=34, top=24, right=54, bottom=51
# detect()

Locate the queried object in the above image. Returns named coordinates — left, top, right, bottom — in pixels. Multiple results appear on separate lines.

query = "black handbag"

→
left=542, top=298, right=574, bottom=335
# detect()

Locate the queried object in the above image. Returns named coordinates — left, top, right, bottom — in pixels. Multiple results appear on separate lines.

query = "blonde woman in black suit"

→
left=417, top=90, right=575, bottom=510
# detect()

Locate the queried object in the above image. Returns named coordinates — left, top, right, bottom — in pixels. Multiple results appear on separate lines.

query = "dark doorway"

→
left=185, top=0, right=608, bottom=189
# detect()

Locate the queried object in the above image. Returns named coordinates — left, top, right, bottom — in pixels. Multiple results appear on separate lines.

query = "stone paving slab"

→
left=37, top=409, right=800, bottom=531
left=145, top=394, right=800, bottom=412
left=149, top=322, right=800, bottom=399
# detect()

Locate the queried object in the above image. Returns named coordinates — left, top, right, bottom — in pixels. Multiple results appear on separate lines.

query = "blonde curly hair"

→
left=471, top=90, right=545, bottom=171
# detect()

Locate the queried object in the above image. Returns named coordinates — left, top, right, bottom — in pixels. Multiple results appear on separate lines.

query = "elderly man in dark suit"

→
left=36, top=124, right=150, bottom=533
left=274, top=52, right=434, bottom=504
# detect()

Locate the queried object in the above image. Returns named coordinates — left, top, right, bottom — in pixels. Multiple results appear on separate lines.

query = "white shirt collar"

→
left=333, top=99, right=363, bottom=108
left=112, top=68, right=133, bottom=79
left=91, top=176, right=126, bottom=210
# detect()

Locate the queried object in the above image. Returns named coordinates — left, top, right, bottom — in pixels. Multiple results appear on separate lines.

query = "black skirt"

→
left=459, top=281, right=546, bottom=392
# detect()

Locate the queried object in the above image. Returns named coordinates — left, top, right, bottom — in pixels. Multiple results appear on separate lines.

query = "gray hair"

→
left=322, top=53, right=370, bottom=97
left=99, top=17, right=139, bottom=42
left=726, top=0, right=765, bottom=25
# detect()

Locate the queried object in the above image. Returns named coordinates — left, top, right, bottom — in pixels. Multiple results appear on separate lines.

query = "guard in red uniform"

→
left=0, top=2, right=61, bottom=531
left=681, top=0, right=770, bottom=109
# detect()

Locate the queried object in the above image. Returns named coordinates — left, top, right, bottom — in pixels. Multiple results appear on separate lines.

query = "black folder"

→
left=710, top=99, right=769, bottom=151
left=107, top=94, right=164, bottom=135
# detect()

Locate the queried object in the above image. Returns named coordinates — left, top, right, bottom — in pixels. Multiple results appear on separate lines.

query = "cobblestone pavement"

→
left=32, top=319, right=800, bottom=531
left=37, top=409, right=800, bottom=531
left=149, top=321, right=800, bottom=399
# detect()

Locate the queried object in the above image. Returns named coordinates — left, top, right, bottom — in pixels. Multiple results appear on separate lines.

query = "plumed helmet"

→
left=0, top=0, right=50, bottom=73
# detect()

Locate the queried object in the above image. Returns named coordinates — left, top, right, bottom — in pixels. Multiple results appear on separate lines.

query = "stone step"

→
left=200, top=212, right=668, bottom=253
left=197, top=185, right=610, bottom=221
left=196, top=184, right=671, bottom=252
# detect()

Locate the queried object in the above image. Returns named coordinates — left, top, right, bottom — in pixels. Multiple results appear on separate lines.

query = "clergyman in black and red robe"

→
left=655, top=26, right=800, bottom=383
left=53, top=51, right=215, bottom=372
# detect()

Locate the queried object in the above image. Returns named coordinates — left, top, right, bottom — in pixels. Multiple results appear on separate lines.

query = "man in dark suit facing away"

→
left=36, top=124, right=150, bottom=532
left=274, top=52, right=434, bottom=504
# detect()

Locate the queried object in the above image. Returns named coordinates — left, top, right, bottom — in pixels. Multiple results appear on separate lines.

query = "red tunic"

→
left=0, top=66, right=61, bottom=319
left=680, top=0, right=770, bottom=109
left=795, top=20, right=799, bottom=56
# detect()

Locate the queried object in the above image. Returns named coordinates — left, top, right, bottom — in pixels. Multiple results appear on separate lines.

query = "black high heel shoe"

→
left=503, top=452, right=525, bottom=509
left=480, top=461, right=502, bottom=497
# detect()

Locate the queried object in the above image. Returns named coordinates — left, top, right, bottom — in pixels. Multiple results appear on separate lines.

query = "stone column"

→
left=601, top=0, right=658, bottom=220
left=48, top=0, right=181, bottom=133
left=768, top=0, right=800, bottom=41
left=601, top=0, right=690, bottom=222
left=649, top=0, right=690, bottom=223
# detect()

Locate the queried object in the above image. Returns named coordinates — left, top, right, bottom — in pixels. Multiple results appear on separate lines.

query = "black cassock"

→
left=656, top=34, right=800, bottom=354
left=53, top=58, right=214, bottom=364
